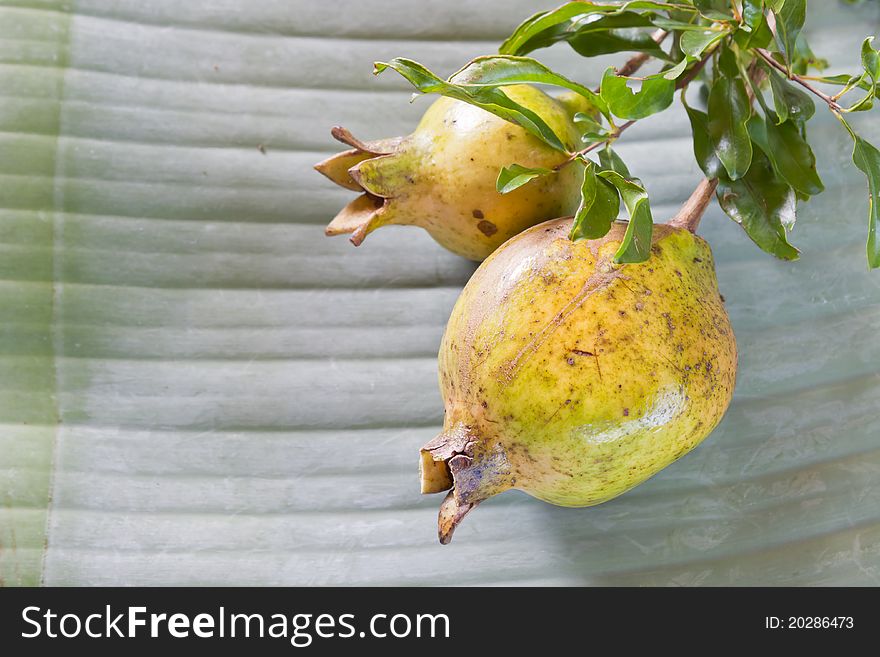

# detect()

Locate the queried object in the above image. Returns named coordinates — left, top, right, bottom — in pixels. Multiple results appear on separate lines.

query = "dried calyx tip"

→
left=420, top=427, right=514, bottom=544
left=330, top=125, right=370, bottom=151
left=438, top=491, right=479, bottom=545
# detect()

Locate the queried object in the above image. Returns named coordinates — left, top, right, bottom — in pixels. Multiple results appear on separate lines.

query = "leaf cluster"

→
left=376, top=0, right=880, bottom=267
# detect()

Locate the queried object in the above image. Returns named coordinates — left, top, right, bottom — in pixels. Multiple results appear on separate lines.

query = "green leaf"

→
left=693, top=0, right=734, bottom=20
left=500, top=11, right=662, bottom=60
left=773, top=0, right=806, bottom=67
left=449, top=55, right=608, bottom=115
left=679, top=28, right=727, bottom=59
left=707, top=73, right=753, bottom=180
left=763, top=118, right=824, bottom=195
left=662, top=58, right=690, bottom=81
left=651, top=19, right=721, bottom=31
left=840, top=118, right=880, bottom=268
left=569, top=30, right=669, bottom=60
left=683, top=100, right=722, bottom=178
left=496, top=164, right=555, bottom=194
left=373, top=58, right=568, bottom=151
left=597, top=171, right=654, bottom=263
left=717, top=45, right=740, bottom=79
left=790, top=33, right=829, bottom=75
left=845, top=37, right=880, bottom=112
left=860, top=35, right=879, bottom=78
left=600, top=68, right=675, bottom=119
left=499, top=1, right=696, bottom=55
left=574, top=112, right=608, bottom=142
left=598, top=146, right=633, bottom=178
left=499, top=3, right=604, bottom=55
left=811, top=73, right=865, bottom=87
left=766, top=66, right=816, bottom=125
left=716, top=152, right=800, bottom=260
left=570, top=161, right=621, bottom=240
left=734, top=0, right=773, bottom=50
left=747, top=115, right=823, bottom=197
left=574, top=112, right=606, bottom=132
left=746, top=113, right=770, bottom=152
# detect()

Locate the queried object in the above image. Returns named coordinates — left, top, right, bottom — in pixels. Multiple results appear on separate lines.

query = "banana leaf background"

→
left=2, top=0, right=880, bottom=586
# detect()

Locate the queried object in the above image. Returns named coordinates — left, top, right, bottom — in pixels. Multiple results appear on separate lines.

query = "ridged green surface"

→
left=0, top=0, right=878, bottom=585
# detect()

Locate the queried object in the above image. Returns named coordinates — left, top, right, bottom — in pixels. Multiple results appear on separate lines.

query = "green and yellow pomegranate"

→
left=420, top=218, right=737, bottom=543
left=315, top=85, right=589, bottom=261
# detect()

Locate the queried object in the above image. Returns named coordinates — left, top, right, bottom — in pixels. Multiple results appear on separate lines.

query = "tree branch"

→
left=754, top=48, right=842, bottom=111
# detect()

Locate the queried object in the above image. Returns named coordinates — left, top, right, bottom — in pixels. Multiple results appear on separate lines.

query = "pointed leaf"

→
left=600, top=68, right=676, bottom=119
left=570, top=30, right=670, bottom=60
left=499, top=3, right=612, bottom=56
left=449, top=55, right=607, bottom=114
left=507, top=11, right=660, bottom=57
left=845, top=37, right=880, bottom=112
left=573, top=112, right=607, bottom=136
left=716, top=152, right=800, bottom=260
left=774, top=0, right=806, bottom=67
left=734, top=0, right=773, bottom=50
left=496, top=164, right=555, bottom=194
left=597, top=171, right=654, bottom=263
left=693, top=0, right=734, bottom=20
left=810, top=73, right=864, bottom=87
left=747, top=115, right=823, bottom=197
left=717, top=46, right=740, bottom=79
left=764, top=119, right=824, bottom=195
left=374, top=58, right=568, bottom=151
left=499, top=1, right=695, bottom=55
left=791, top=33, right=829, bottom=75
left=598, top=146, right=633, bottom=178
left=683, top=101, right=722, bottom=178
left=767, top=66, right=816, bottom=124
left=662, top=58, right=690, bottom=80
left=570, top=161, right=621, bottom=240
left=680, top=28, right=727, bottom=59
left=707, top=74, right=753, bottom=180
left=841, top=119, right=880, bottom=268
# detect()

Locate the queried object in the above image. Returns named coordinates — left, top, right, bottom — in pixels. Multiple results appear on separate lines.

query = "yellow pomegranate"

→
left=316, top=85, right=589, bottom=261
left=420, top=218, right=737, bottom=543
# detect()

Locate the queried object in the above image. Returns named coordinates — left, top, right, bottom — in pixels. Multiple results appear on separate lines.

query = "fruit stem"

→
left=666, top=177, right=719, bottom=233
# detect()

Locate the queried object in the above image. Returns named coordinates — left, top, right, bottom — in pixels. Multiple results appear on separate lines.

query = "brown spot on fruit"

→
left=472, top=209, right=484, bottom=219
left=477, top=220, right=498, bottom=236
left=623, top=408, right=630, bottom=416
